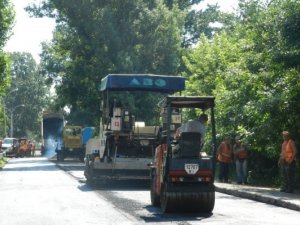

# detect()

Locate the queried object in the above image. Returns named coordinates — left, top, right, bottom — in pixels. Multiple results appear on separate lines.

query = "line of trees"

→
left=0, top=0, right=14, bottom=137
left=0, top=1, right=50, bottom=139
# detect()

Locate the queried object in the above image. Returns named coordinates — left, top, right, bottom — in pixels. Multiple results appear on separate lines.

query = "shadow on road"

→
left=2, top=157, right=60, bottom=172
left=141, top=205, right=213, bottom=223
left=79, top=179, right=149, bottom=192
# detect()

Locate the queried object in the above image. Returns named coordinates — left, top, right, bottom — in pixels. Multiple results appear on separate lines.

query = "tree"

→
left=183, top=0, right=300, bottom=186
left=28, top=0, right=185, bottom=125
left=0, top=0, right=15, bottom=136
left=5, top=52, right=50, bottom=138
left=0, top=0, right=14, bottom=91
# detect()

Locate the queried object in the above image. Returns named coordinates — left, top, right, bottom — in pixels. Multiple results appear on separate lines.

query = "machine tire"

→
left=160, top=184, right=175, bottom=213
left=79, top=152, right=85, bottom=162
left=198, top=191, right=215, bottom=213
left=57, top=151, right=64, bottom=162
left=84, top=156, right=94, bottom=185
left=150, top=173, right=160, bottom=207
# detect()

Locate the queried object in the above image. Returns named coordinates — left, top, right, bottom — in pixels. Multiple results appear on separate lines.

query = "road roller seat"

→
left=174, top=132, right=202, bottom=158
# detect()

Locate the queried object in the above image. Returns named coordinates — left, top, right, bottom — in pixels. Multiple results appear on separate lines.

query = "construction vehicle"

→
left=57, top=125, right=84, bottom=162
left=17, top=138, right=31, bottom=157
left=84, top=74, right=185, bottom=183
left=41, top=112, right=64, bottom=157
left=150, top=96, right=217, bottom=213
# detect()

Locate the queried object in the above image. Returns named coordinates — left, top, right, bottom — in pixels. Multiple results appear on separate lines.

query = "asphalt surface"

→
left=55, top=157, right=300, bottom=212
left=0, top=158, right=137, bottom=225
left=1, top=156, right=300, bottom=225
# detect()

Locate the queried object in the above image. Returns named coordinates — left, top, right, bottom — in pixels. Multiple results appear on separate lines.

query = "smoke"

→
left=43, top=118, right=63, bottom=158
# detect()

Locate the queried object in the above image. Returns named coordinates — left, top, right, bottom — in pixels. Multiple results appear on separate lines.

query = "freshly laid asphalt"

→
left=215, top=182, right=300, bottom=212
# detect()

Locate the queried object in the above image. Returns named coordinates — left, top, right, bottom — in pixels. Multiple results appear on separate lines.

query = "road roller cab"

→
left=150, top=96, right=217, bottom=213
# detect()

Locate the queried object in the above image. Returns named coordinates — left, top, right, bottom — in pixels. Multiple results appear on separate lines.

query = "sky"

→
left=4, top=0, right=56, bottom=62
left=4, top=0, right=238, bottom=63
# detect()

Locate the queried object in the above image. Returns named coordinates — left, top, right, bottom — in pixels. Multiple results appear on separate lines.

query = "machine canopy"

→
left=100, top=74, right=185, bottom=93
left=162, top=96, right=215, bottom=110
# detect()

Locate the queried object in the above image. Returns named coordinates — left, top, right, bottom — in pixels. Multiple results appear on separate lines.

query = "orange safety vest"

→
left=284, top=140, right=294, bottom=162
left=236, top=147, right=247, bottom=160
left=218, top=142, right=232, bottom=163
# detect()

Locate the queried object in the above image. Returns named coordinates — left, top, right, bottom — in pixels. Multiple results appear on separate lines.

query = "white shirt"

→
left=178, top=119, right=206, bottom=143
left=56, top=142, right=62, bottom=151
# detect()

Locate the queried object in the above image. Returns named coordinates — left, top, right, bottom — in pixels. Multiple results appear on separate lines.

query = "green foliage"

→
left=5, top=52, right=50, bottom=139
left=29, top=0, right=187, bottom=125
left=183, top=0, right=300, bottom=186
left=0, top=0, right=14, bottom=91
left=0, top=0, right=14, bottom=48
left=0, top=0, right=15, bottom=133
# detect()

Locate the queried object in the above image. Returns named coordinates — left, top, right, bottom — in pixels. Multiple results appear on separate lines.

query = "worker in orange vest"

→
left=233, top=136, right=248, bottom=184
left=278, top=131, right=297, bottom=193
left=217, top=136, right=232, bottom=183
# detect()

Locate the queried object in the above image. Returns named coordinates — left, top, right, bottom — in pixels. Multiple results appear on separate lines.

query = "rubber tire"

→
left=150, top=174, right=160, bottom=207
left=160, top=184, right=175, bottom=213
left=57, top=152, right=64, bottom=162
left=84, top=157, right=94, bottom=185
left=198, top=191, right=215, bottom=213
left=79, top=153, right=85, bottom=162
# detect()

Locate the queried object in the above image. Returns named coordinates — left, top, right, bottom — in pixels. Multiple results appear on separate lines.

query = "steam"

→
left=43, top=118, right=63, bottom=158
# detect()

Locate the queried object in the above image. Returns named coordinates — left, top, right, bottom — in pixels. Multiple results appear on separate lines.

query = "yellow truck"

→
left=56, top=125, right=84, bottom=162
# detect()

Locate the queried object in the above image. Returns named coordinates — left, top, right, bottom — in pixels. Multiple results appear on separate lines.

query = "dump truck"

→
left=41, top=112, right=64, bottom=157
left=150, top=96, right=217, bottom=213
left=84, top=74, right=185, bottom=183
left=56, top=125, right=82, bottom=162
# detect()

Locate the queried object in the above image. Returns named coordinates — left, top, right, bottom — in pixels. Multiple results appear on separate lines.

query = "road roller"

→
left=150, top=96, right=217, bottom=213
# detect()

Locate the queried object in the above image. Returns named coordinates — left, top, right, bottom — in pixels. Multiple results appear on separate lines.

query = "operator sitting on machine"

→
left=173, top=113, right=208, bottom=154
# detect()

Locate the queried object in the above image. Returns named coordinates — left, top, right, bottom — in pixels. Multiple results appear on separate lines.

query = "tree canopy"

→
left=4, top=52, right=50, bottom=139
left=182, top=0, right=300, bottom=185
left=0, top=0, right=14, bottom=93
left=0, top=0, right=15, bottom=136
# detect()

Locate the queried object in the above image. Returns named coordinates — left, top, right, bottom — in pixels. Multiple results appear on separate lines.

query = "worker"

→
left=55, top=140, right=62, bottom=152
left=278, top=131, right=297, bottom=193
left=217, top=136, right=232, bottom=183
left=174, top=113, right=208, bottom=144
left=28, top=141, right=32, bottom=157
left=233, top=136, right=248, bottom=184
left=31, top=142, right=36, bottom=157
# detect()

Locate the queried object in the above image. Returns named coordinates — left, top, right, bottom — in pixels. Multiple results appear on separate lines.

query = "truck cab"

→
left=57, top=125, right=84, bottom=162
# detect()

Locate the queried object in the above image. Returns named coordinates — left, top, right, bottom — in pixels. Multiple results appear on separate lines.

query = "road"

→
left=0, top=157, right=298, bottom=225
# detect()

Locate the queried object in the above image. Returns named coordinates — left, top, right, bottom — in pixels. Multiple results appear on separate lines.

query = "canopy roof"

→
left=162, top=96, right=215, bottom=110
left=100, top=74, right=185, bottom=93
left=42, top=112, right=64, bottom=120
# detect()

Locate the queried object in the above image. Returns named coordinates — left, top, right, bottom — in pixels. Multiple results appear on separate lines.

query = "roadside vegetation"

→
left=0, top=0, right=299, bottom=187
left=0, top=157, right=7, bottom=169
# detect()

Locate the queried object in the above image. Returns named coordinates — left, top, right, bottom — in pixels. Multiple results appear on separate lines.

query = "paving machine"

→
left=150, top=96, right=217, bottom=213
left=84, top=74, right=185, bottom=183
